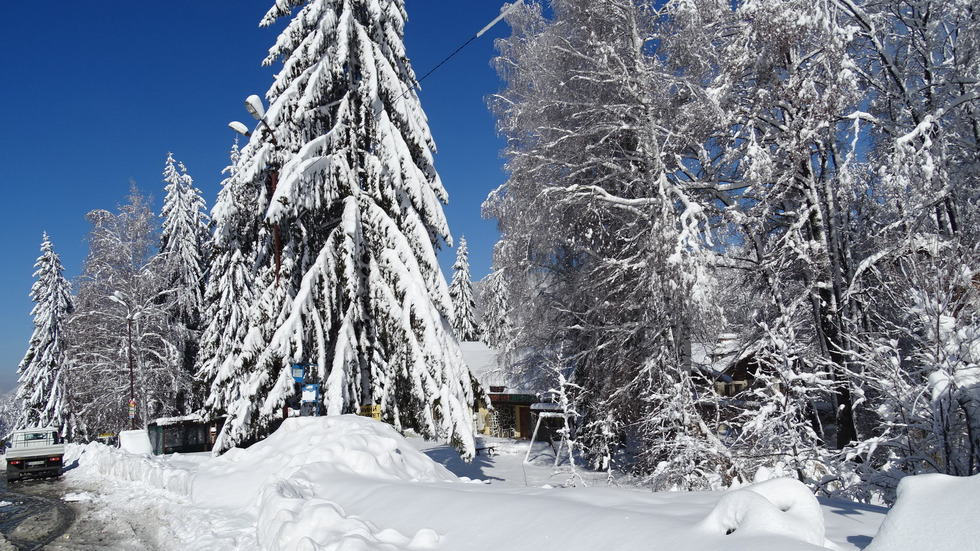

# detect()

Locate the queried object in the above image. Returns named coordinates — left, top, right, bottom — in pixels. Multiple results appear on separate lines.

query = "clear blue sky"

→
left=0, top=1, right=510, bottom=392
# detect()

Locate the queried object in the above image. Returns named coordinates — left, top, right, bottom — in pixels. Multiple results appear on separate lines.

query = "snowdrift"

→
left=865, top=472, right=980, bottom=550
left=71, top=415, right=863, bottom=550
left=192, top=415, right=458, bottom=511
left=68, top=441, right=195, bottom=497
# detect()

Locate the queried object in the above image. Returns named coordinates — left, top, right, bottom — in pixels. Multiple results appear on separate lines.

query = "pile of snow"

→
left=699, top=478, right=828, bottom=546
left=193, top=415, right=458, bottom=511
left=72, top=441, right=194, bottom=496
left=119, top=429, right=154, bottom=455
left=65, top=416, right=888, bottom=550
left=865, top=472, right=980, bottom=550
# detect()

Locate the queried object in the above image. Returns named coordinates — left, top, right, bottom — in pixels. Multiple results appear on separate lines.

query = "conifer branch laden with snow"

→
left=197, top=139, right=258, bottom=420
left=17, top=233, right=74, bottom=435
left=204, top=0, right=476, bottom=457
left=159, top=153, right=210, bottom=412
left=449, top=236, right=480, bottom=341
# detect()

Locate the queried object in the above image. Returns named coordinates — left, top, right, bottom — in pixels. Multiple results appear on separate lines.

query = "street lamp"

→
left=109, top=292, right=142, bottom=430
left=230, top=94, right=282, bottom=285
left=229, top=94, right=277, bottom=145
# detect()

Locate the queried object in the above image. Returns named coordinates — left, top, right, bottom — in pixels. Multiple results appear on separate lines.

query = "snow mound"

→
left=865, top=472, right=980, bottom=550
left=699, top=478, right=828, bottom=546
left=256, top=478, right=440, bottom=550
left=119, top=429, right=153, bottom=455
left=73, top=442, right=194, bottom=497
left=193, top=415, right=458, bottom=511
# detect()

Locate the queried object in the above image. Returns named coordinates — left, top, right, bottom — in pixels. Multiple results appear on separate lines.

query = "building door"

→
left=517, top=406, right=532, bottom=439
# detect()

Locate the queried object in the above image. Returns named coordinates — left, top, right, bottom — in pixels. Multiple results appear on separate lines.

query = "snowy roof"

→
left=149, top=413, right=207, bottom=427
left=692, top=335, right=752, bottom=381
left=459, top=341, right=532, bottom=394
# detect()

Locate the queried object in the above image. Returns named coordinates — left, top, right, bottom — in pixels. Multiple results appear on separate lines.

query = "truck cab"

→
left=5, top=428, right=65, bottom=482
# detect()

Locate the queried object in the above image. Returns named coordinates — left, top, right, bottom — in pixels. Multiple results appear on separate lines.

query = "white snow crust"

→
left=118, top=429, right=154, bottom=455
left=864, top=472, right=980, bottom=551
left=59, top=414, right=894, bottom=550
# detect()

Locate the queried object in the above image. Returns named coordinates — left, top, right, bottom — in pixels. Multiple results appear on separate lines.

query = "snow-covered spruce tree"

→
left=488, top=0, right=730, bottom=486
left=211, top=0, right=476, bottom=456
left=159, top=153, right=209, bottom=410
left=449, top=236, right=480, bottom=341
left=477, top=266, right=511, bottom=349
left=69, top=185, right=188, bottom=437
left=197, top=139, right=259, bottom=420
left=17, top=233, right=74, bottom=435
left=0, top=390, right=20, bottom=439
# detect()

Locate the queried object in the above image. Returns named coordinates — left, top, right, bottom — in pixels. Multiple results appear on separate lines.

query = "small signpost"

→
left=128, top=399, right=136, bottom=419
left=292, top=363, right=320, bottom=417
left=359, top=404, right=381, bottom=421
left=301, top=383, right=320, bottom=417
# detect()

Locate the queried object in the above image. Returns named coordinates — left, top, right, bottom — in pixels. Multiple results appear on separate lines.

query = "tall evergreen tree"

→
left=449, top=236, right=480, bottom=341
left=17, top=233, right=74, bottom=435
left=208, top=0, right=476, bottom=456
left=197, top=139, right=258, bottom=420
left=478, top=266, right=511, bottom=349
left=159, top=153, right=209, bottom=410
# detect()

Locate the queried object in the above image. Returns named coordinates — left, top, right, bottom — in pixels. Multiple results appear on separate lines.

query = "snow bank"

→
left=71, top=442, right=194, bottom=497
left=64, top=417, right=876, bottom=550
left=698, top=477, right=829, bottom=546
left=192, top=415, right=458, bottom=511
left=193, top=416, right=459, bottom=549
left=119, top=429, right=153, bottom=454
left=866, top=472, right=980, bottom=550
left=256, top=479, right=441, bottom=550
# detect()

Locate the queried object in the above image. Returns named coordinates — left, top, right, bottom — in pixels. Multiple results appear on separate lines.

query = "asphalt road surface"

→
left=0, top=463, right=157, bottom=550
left=0, top=476, right=76, bottom=550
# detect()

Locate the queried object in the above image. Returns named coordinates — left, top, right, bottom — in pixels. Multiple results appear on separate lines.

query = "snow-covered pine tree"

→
left=159, top=153, right=209, bottom=410
left=197, top=139, right=259, bottom=420
left=0, top=390, right=20, bottom=439
left=211, top=0, right=476, bottom=456
left=449, top=236, right=480, bottom=341
left=478, top=266, right=511, bottom=349
left=17, top=233, right=74, bottom=435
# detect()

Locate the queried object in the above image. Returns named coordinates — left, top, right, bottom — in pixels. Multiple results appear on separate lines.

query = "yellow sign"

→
left=359, top=404, right=381, bottom=421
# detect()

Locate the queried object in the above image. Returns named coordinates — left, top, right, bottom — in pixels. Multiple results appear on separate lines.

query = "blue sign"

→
left=291, top=362, right=319, bottom=384
left=291, top=364, right=306, bottom=383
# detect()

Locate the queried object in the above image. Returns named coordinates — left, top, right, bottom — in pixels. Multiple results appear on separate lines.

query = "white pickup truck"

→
left=5, top=428, right=65, bottom=482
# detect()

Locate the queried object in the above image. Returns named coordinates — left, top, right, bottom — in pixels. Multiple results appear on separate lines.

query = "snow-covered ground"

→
left=48, top=415, right=974, bottom=550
